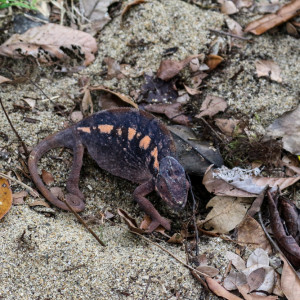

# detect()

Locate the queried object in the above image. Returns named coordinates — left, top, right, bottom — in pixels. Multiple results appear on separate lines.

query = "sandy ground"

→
left=0, top=0, right=299, bottom=299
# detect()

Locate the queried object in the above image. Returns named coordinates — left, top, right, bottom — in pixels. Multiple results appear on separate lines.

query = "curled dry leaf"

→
left=157, top=54, right=203, bottom=81
left=0, top=178, right=12, bottom=219
left=203, top=196, right=253, bottom=233
left=206, top=277, right=243, bottom=300
left=196, top=265, right=219, bottom=277
left=264, top=104, right=300, bottom=155
left=168, top=125, right=223, bottom=176
left=41, top=169, right=54, bottom=186
left=29, top=200, right=50, bottom=208
left=140, top=214, right=166, bottom=234
left=121, top=0, right=147, bottom=18
left=255, top=60, right=282, bottom=83
left=89, top=86, right=138, bottom=108
left=103, top=57, right=125, bottom=80
left=237, top=283, right=278, bottom=300
left=215, top=118, right=241, bottom=137
left=245, top=0, right=300, bottom=35
left=71, top=111, right=84, bottom=123
left=144, top=103, right=190, bottom=126
left=117, top=208, right=145, bottom=234
left=280, top=255, right=300, bottom=300
left=12, top=191, right=28, bottom=205
left=226, top=18, right=244, bottom=37
left=167, top=233, right=184, bottom=244
left=196, top=95, right=227, bottom=118
left=237, top=215, right=272, bottom=254
left=205, top=54, right=224, bottom=70
left=0, top=24, right=97, bottom=66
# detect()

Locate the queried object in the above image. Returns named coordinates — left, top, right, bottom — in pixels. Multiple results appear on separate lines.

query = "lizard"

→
left=28, top=107, right=189, bottom=232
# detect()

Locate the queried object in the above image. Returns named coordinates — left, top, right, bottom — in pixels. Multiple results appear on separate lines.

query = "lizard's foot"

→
left=65, top=193, right=85, bottom=212
left=146, top=217, right=171, bottom=233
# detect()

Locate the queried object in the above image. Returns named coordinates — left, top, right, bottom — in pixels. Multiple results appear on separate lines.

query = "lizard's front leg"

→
left=65, top=142, right=85, bottom=209
left=133, top=180, right=171, bottom=232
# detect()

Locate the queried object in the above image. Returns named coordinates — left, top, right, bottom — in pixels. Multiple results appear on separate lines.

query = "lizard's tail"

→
left=28, top=129, right=85, bottom=212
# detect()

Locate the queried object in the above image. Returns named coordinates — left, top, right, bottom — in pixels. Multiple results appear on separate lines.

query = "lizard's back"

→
left=76, top=108, right=176, bottom=183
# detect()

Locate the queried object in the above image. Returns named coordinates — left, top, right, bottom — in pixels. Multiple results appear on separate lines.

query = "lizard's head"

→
left=155, top=156, right=189, bottom=210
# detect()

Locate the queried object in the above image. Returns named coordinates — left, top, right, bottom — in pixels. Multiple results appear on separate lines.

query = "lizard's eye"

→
left=167, top=170, right=172, bottom=176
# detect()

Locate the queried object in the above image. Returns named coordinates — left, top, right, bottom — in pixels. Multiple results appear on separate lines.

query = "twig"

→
left=141, top=276, right=152, bottom=300
left=63, top=199, right=106, bottom=247
left=0, top=172, right=39, bottom=197
left=187, top=174, right=199, bottom=256
left=209, top=28, right=252, bottom=41
left=0, top=97, right=30, bottom=156
left=28, top=78, right=51, bottom=101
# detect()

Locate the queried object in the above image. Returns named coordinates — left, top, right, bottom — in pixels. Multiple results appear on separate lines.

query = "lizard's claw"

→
left=146, top=217, right=171, bottom=233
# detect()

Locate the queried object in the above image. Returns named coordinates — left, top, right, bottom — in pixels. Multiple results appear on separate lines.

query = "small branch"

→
left=0, top=97, right=30, bottom=156
left=141, top=276, right=152, bottom=300
left=209, top=28, right=252, bottom=41
left=63, top=199, right=106, bottom=247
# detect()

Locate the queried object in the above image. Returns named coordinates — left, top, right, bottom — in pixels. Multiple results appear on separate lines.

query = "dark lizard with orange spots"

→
left=28, top=108, right=189, bottom=232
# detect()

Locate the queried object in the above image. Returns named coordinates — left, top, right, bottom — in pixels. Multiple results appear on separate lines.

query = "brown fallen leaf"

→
left=203, top=196, right=253, bottom=233
left=224, top=270, right=247, bottom=291
left=237, top=283, right=278, bottom=299
left=29, top=200, right=50, bottom=208
left=0, top=178, right=12, bottom=219
left=195, top=95, right=227, bottom=118
left=255, top=60, right=282, bottom=83
left=280, top=255, right=300, bottom=300
left=215, top=118, right=241, bottom=136
left=0, top=24, right=97, bottom=66
left=103, top=57, right=125, bottom=80
left=226, top=251, right=246, bottom=271
left=89, top=86, right=138, bottom=108
left=264, top=104, right=300, bottom=155
left=140, top=214, right=166, bottom=234
left=196, top=265, right=219, bottom=277
left=81, top=86, right=94, bottom=115
left=42, top=170, right=54, bottom=186
left=221, top=0, right=239, bottom=15
left=237, top=215, right=272, bottom=254
left=121, top=0, right=147, bottom=18
left=247, top=268, right=266, bottom=292
left=70, top=111, right=84, bottom=123
left=144, top=103, right=190, bottom=126
left=117, top=208, right=145, bottom=234
left=157, top=54, right=203, bottom=81
left=183, top=84, right=201, bottom=95
left=245, top=0, right=300, bottom=35
left=0, top=75, right=11, bottom=84
left=205, top=54, right=224, bottom=70
left=206, top=277, right=243, bottom=300
left=167, top=233, right=184, bottom=244
left=12, top=191, right=28, bottom=205
left=226, top=18, right=244, bottom=37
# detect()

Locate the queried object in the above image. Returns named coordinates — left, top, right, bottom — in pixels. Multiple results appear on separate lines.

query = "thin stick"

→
left=0, top=172, right=39, bottom=197
left=141, top=276, right=152, bottom=300
left=63, top=199, right=106, bottom=247
left=209, top=28, right=252, bottom=41
left=0, top=97, right=30, bottom=156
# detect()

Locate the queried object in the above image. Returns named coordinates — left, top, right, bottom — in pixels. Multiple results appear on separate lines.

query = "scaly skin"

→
left=28, top=108, right=189, bottom=232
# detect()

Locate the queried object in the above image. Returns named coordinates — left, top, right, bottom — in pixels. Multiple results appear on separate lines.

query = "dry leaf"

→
left=221, top=1, right=239, bottom=15
left=245, top=0, right=300, bottom=35
left=215, top=118, right=241, bottom=136
left=139, top=215, right=166, bottom=234
left=90, top=86, right=138, bottom=108
left=103, top=57, right=125, bottom=80
left=167, top=233, right=184, bottom=244
left=0, top=75, right=11, bottom=83
left=205, top=54, right=224, bottom=70
left=183, top=84, right=201, bottom=95
left=196, top=265, right=219, bottom=277
left=224, top=270, right=247, bottom=290
left=237, top=215, right=272, bottom=254
left=0, top=24, right=97, bottom=66
left=12, top=191, right=28, bottom=205
left=41, top=170, right=54, bottom=186
left=81, top=88, right=94, bottom=115
left=235, top=0, right=253, bottom=9
left=280, top=255, right=300, bottom=300
left=237, top=283, right=278, bottom=299
left=144, top=103, right=190, bottom=126
left=23, top=98, right=36, bottom=109
left=203, top=196, right=252, bottom=233
left=29, top=200, right=50, bottom=208
left=49, top=187, right=64, bottom=200
left=71, top=111, right=84, bottom=123
left=247, top=268, right=266, bottom=292
left=206, top=277, right=243, bottom=300
left=121, top=0, right=147, bottom=18
left=255, top=60, right=282, bottom=83
left=80, top=0, right=119, bottom=32
left=226, top=251, right=246, bottom=271
left=157, top=54, right=203, bottom=81
left=264, top=104, right=300, bottom=155
left=196, top=95, right=227, bottom=118
left=247, top=248, right=269, bottom=268
left=117, top=208, right=145, bottom=234
left=0, top=178, right=12, bottom=219
left=226, top=18, right=244, bottom=37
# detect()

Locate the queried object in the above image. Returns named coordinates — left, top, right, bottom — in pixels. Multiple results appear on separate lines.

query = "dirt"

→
left=0, top=0, right=299, bottom=299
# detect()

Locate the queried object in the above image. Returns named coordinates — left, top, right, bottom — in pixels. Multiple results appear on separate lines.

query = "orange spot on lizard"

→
left=151, top=147, right=159, bottom=170
left=98, top=124, right=114, bottom=134
left=139, top=135, right=151, bottom=150
left=77, top=127, right=91, bottom=133
left=128, top=128, right=136, bottom=140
